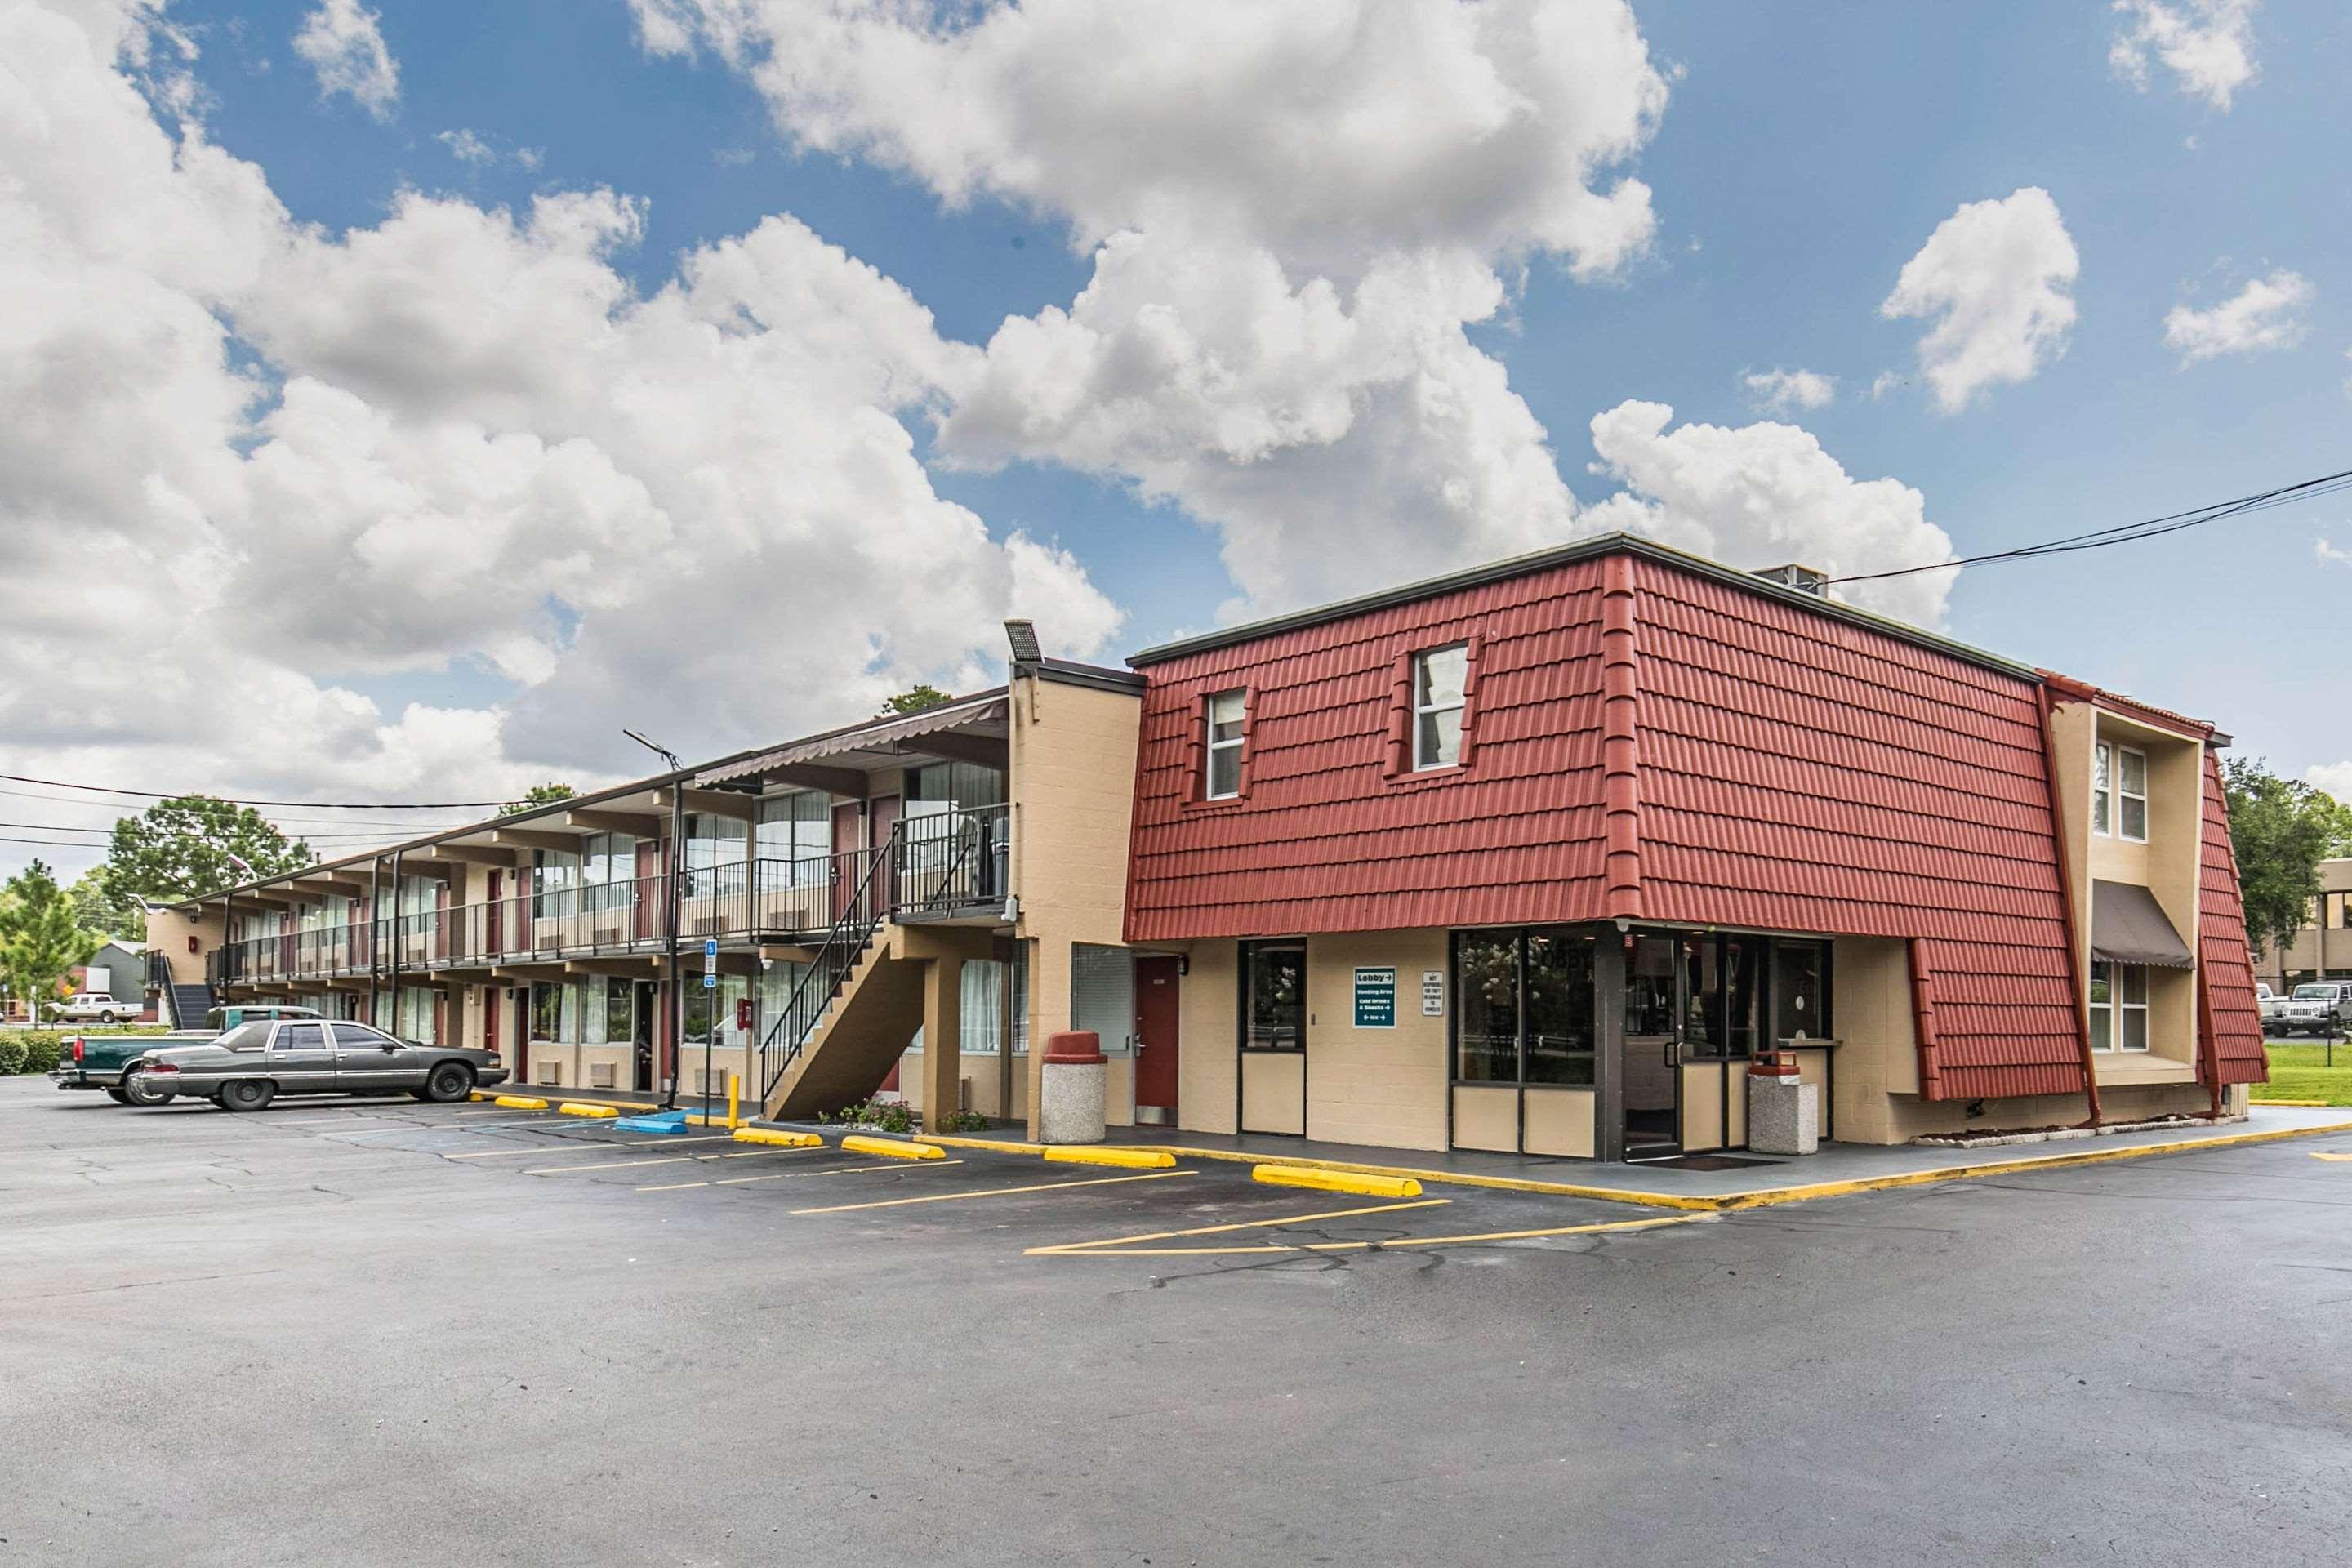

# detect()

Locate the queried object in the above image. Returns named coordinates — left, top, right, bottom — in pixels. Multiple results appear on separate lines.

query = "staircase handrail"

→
left=756, top=817, right=906, bottom=1100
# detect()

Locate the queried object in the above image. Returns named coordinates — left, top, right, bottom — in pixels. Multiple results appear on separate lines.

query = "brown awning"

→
left=2090, top=880, right=2194, bottom=969
left=694, top=694, right=1009, bottom=786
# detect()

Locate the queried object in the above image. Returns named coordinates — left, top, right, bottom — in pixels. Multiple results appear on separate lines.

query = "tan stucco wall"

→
left=143, top=906, right=225, bottom=987
left=1241, top=1050, right=1307, bottom=1134
left=1523, top=1087, right=1595, bottom=1158
left=1301, top=929, right=1448, bottom=1152
left=1009, top=673, right=1143, bottom=1135
left=1176, top=940, right=1241, bottom=1135
left=1828, top=936, right=1919, bottom=1142
left=1451, top=1085, right=1516, bottom=1152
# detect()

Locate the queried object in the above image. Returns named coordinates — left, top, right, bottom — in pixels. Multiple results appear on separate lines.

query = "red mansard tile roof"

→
left=2198, top=748, right=2270, bottom=1087
left=1125, top=534, right=2265, bottom=1101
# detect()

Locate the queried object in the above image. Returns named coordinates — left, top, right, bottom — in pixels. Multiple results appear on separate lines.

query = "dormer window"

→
left=2093, top=742, right=2148, bottom=843
left=1413, top=644, right=1468, bottom=770
left=1205, top=690, right=1245, bottom=800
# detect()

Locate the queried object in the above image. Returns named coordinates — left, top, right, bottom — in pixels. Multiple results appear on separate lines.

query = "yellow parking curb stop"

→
left=493, top=1094, right=549, bottom=1110
left=1254, top=1164, right=1420, bottom=1199
left=1042, top=1147, right=1177, bottom=1169
left=733, top=1127, right=822, bottom=1148
left=840, top=1134, right=946, bottom=1160
left=558, top=1102, right=620, bottom=1119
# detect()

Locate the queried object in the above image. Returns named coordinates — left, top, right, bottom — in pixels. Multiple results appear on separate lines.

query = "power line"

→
left=0, top=821, right=442, bottom=845
left=1829, top=466, right=2352, bottom=586
left=0, top=773, right=517, bottom=811
left=0, top=786, right=481, bottom=831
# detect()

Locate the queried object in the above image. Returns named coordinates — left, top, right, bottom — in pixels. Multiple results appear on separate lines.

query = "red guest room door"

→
left=1134, top=956, right=1182, bottom=1124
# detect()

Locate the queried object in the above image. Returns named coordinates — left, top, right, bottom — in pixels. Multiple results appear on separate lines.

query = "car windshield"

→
left=2292, top=985, right=2333, bottom=1000
left=213, top=1022, right=270, bottom=1052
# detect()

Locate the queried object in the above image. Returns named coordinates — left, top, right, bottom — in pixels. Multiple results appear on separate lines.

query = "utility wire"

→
left=0, top=821, right=443, bottom=844
left=0, top=773, right=516, bottom=810
left=0, top=786, right=479, bottom=831
left=1829, top=466, right=2352, bottom=585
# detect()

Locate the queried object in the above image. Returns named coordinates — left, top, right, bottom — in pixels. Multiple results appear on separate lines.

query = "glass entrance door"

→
left=1621, top=935, right=1681, bottom=1157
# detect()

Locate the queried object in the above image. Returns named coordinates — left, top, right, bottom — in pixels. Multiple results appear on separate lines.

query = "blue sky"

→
left=3, top=0, right=2347, bottom=879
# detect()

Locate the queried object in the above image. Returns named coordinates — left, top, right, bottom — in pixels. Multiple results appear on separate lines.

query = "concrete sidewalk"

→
left=1015, top=1105, right=2352, bottom=1210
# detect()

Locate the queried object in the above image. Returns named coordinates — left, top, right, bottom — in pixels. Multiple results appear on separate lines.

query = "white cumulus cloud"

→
left=2305, top=762, right=2352, bottom=804
left=0, top=0, right=1118, bottom=871
left=293, top=0, right=399, bottom=120
left=1581, top=401, right=1959, bottom=628
left=1741, top=368, right=1837, bottom=412
left=437, top=127, right=543, bottom=171
left=2163, top=269, right=2311, bottom=363
left=1882, top=187, right=2078, bottom=415
left=2110, top=1, right=2258, bottom=111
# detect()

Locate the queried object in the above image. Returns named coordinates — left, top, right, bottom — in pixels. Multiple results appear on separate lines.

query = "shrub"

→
left=817, top=1097, right=919, bottom=1134
left=18, top=1036, right=60, bottom=1075
left=0, top=1037, right=25, bottom=1075
left=940, top=1110, right=989, bottom=1133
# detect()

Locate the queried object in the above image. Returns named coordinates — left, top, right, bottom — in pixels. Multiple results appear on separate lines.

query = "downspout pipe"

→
left=386, top=848, right=403, bottom=1032
left=368, top=857, right=382, bottom=1022
left=2034, top=683, right=2103, bottom=1129
left=663, top=775, right=684, bottom=1111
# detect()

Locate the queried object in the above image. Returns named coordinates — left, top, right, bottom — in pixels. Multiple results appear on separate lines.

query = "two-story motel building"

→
left=151, top=535, right=2267, bottom=1160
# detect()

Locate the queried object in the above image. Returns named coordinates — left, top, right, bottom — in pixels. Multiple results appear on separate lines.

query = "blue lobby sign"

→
left=1353, top=967, right=1396, bottom=1028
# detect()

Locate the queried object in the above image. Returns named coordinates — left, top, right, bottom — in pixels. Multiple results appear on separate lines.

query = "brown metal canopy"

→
left=2090, top=880, right=2194, bottom=969
left=694, top=694, right=1009, bottom=786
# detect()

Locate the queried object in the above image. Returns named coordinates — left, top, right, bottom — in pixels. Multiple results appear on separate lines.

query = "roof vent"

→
left=1754, top=563, right=1829, bottom=596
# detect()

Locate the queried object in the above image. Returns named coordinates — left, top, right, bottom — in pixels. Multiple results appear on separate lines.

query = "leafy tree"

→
left=97, top=795, right=311, bottom=905
left=501, top=782, right=577, bottom=816
left=880, top=684, right=952, bottom=716
left=67, top=869, right=146, bottom=940
left=2224, top=757, right=2352, bottom=964
left=0, top=862, right=98, bottom=1018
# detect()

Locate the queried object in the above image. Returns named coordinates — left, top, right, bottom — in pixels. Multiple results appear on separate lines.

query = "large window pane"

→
left=1245, top=943, right=1307, bottom=1052
left=1773, top=941, right=1830, bottom=1042
left=1521, top=929, right=1595, bottom=1085
left=1722, top=938, right=1762, bottom=1058
left=1453, top=933, right=1518, bottom=1081
left=1681, top=939, right=1721, bottom=1053
left=605, top=978, right=634, bottom=1045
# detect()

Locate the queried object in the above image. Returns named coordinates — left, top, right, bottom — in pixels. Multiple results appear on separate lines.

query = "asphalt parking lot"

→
left=6, top=1076, right=2351, bottom=1567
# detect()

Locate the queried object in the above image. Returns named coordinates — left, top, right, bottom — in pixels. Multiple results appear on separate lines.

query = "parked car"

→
left=51, top=1031, right=213, bottom=1104
left=123, top=1020, right=507, bottom=1112
left=2277, top=982, right=2352, bottom=1037
left=51, top=991, right=140, bottom=1024
left=2256, top=982, right=2287, bottom=1031
left=203, top=1004, right=321, bottom=1032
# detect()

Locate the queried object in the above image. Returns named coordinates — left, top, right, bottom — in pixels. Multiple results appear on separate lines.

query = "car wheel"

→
left=421, top=1062, right=475, bottom=1104
left=119, top=1076, right=176, bottom=1108
left=105, top=1088, right=129, bottom=1104
left=219, top=1079, right=275, bottom=1113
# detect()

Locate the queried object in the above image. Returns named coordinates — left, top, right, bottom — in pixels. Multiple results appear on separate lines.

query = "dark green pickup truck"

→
left=51, top=1032, right=211, bottom=1104
left=51, top=1006, right=324, bottom=1106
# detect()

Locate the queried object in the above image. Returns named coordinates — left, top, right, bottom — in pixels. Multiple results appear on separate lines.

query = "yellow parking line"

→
left=1034, top=1197, right=1447, bottom=1254
left=790, top=1169, right=1193, bottom=1216
left=640, top=1159, right=966, bottom=1192
left=1031, top=1209, right=1702, bottom=1258
left=2311, top=1152, right=2352, bottom=1161
left=524, top=1147, right=824, bottom=1177
left=445, top=1134, right=737, bottom=1159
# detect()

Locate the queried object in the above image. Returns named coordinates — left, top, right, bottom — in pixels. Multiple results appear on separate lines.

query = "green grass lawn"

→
left=2254, top=1038, right=2352, bottom=1105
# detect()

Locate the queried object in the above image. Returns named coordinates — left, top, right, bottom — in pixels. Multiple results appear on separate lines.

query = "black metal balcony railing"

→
left=209, top=807, right=1013, bottom=995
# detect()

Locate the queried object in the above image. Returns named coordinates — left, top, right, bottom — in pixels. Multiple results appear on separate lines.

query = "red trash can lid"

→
left=1043, top=1030, right=1106, bottom=1065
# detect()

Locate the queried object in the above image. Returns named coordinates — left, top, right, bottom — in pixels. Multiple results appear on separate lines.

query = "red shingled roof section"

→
left=2197, top=748, right=2269, bottom=1085
left=1125, top=556, right=1615, bottom=940
left=1630, top=559, right=2085, bottom=1100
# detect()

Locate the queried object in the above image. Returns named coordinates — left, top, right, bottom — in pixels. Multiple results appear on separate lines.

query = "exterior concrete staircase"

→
left=760, top=925, right=927, bottom=1121
left=166, top=982, right=215, bottom=1031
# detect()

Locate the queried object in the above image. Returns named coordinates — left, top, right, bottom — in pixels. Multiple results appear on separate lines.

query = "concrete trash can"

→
left=1039, top=1030, right=1107, bottom=1145
left=1746, top=1054, right=1819, bottom=1156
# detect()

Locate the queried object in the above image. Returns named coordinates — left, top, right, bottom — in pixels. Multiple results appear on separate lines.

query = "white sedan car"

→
left=51, top=991, right=138, bottom=1024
